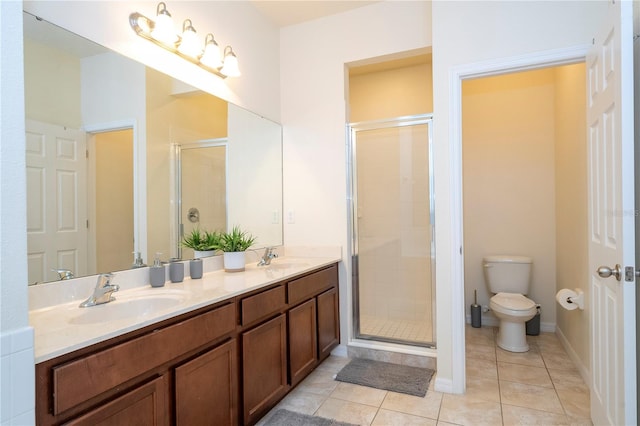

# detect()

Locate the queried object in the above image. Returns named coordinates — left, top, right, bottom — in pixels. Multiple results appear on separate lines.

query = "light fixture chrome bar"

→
left=129, top=11, right=232, bottom=79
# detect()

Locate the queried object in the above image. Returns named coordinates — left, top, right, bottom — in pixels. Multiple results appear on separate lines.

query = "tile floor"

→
left=258, top=325, right=592, bottom=425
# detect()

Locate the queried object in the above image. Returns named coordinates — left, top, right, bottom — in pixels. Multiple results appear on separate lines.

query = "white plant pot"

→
left=194, top=250, right=216, bottom=259
left=223, top=251, right=246, bottom=272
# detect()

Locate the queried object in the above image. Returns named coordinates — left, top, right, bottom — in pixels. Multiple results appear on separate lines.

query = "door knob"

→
left=597, top=264, right=622, bottom=281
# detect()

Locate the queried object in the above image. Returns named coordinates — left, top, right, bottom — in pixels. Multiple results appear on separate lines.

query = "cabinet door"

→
left=317, top=287, right=340, bottom=361
left=242, top=314, right=287, bottom=425
left=288, top=298, right=318, bottom=386
left=66, top=376, right=167, bottom=426
left=175, top=339, right=237, bottom=426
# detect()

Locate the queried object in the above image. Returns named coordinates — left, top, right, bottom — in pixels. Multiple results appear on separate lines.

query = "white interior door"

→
left=587, top=1, right=636, bottom=425
left=26, top=120, right=88, bottom=284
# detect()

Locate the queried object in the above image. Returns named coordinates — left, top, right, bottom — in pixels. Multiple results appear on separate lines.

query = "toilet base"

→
left=496, top=320, right=529, bottom=352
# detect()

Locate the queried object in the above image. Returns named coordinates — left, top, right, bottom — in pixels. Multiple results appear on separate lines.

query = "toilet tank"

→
left=483, top=255, right=532, bottom=294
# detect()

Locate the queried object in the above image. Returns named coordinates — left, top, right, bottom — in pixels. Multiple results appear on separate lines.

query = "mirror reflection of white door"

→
left=26, top=119, right=87, bottom=284
left=587, top=1, right=635, bottom=424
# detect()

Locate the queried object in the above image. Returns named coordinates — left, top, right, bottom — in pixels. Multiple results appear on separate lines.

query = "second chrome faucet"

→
left=257, top=247, right=278, bottom=266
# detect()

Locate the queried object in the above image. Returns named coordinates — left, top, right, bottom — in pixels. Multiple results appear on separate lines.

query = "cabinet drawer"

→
left=65, top=376, right=168, bottom=426
left=53, top=302, right=235, bottom=415
left=288, top=265, right=338, bottom=306
left=241, top=285, right=285, bottom=326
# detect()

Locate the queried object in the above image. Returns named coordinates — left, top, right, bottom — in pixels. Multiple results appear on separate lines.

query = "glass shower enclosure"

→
left=349, top=114, right=435, bottom=347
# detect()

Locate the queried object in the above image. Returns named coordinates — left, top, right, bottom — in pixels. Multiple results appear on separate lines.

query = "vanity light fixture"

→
left=129, top=2, right=240, bottom=78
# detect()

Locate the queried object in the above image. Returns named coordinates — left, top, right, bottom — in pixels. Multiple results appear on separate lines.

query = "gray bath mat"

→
left=263, top=409, right=357, bottom=426
left=335, top=358, right=434, bottom=397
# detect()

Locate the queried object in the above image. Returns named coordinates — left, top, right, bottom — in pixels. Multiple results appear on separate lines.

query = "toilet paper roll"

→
left=556, top=288, right=583, bottom=310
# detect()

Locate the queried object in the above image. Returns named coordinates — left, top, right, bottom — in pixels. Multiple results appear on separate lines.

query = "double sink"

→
left=30, top=256, right=324, bottom=362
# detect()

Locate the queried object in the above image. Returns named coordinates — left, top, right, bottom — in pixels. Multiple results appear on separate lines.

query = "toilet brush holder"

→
left=471, top=289, right=482, bottom=328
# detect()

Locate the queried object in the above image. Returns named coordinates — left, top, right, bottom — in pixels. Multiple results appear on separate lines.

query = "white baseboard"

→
left=555, top=326, right=591, bottom=388
left=434, top=377, right=456, bottom=394
left=331, top=344, right=348, bottom=358
left=465, top=314, right=556, bottom=333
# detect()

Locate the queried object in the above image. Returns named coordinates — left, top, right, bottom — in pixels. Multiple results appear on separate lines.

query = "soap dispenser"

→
left=149, top=252, right=165, bottom=287
left=132, top=251, right=146, bottom=268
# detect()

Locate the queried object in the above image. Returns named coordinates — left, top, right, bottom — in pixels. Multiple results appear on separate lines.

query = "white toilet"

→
left=483, top=255, right=537, bottom=352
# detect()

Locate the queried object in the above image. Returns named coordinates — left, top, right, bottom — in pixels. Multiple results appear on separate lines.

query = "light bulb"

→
left=151, top=2, right=177, bottom=46
left=200, top=34, right=222, bottom=69
left=178, top=19, right=202, bottom=58
left=220, top=46, right=241, bottom=77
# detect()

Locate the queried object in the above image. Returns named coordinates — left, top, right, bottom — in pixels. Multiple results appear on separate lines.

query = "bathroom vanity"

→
left=31, top=256, right=340, bottom=425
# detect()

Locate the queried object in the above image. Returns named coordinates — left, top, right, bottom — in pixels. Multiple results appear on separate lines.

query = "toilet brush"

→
left=471, top=289, right=482, bottom=328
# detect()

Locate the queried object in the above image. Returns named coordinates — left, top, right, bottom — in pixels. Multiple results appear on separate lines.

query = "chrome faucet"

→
left=257, top=247, right=278, bottom=266
left=79, top=273, right=119, bottom=308
left=52, top=268, right=74, bottom=280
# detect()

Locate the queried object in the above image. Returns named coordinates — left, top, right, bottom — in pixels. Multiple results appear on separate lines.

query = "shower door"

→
left=349, top=115, right=435, bottom=347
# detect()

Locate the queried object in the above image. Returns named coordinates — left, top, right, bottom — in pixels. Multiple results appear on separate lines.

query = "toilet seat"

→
left=490, top=293, right=537, bottom=317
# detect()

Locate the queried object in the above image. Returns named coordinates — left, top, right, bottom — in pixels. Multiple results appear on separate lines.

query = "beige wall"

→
left=95, top=129, right=134, bottom=272
left=145, top=68, right=227, bottom=260
left=462, top=68, right=557, bottom=327
left=554, top=63, right=589, bottom=370
left=24, top=39, right=81, bottom=128
left=349, top=60, right=433, bottom=123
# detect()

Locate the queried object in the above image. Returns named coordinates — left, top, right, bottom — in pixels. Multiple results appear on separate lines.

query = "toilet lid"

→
left=492, top=293, right=536, bottom=310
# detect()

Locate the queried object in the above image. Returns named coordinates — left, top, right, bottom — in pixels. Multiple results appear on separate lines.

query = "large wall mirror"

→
left=24, top=12, right=283, bottom=285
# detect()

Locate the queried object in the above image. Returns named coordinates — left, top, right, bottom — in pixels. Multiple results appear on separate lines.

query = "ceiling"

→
left=250, top=1, right=379, bottom=27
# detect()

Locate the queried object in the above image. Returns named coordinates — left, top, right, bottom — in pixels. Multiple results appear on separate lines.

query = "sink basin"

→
left=264, top=261, right=310, bottom=270
left=69, top=294, right=185, bottom=325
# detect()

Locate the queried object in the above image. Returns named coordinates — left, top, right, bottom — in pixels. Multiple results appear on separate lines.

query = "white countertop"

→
left=30, top=255, right=340, bottom=363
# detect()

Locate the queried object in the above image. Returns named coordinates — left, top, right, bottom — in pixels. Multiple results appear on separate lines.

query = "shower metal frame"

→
left=348, top=114, right=436, bottom=348
left=172, top=138, right=228, bottom=260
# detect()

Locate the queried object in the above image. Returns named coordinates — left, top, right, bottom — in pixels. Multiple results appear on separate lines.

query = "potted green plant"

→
left=216, top=226, right=257, bottom=272
left=181, top=228, right=221, bottom=258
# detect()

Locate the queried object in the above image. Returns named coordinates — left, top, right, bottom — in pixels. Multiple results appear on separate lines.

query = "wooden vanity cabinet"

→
left=286, top=264, right=340, bottom=384
left=239, top=264, right=339, bottom=425
left=36, top=263, right=339, bottom=426
left=35, top=301, right=237, bottom=426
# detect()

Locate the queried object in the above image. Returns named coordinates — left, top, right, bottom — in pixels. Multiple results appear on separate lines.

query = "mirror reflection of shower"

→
left=173, top=139, right=227, bottom=259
